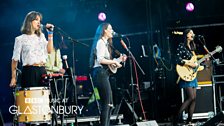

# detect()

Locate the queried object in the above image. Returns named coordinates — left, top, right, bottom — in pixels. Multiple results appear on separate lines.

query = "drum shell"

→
left=16, top=87, right=51, bottom=123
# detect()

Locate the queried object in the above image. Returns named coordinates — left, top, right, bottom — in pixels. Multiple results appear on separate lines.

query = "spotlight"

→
left=98, top=12, right=106, bottom=21
left=186, top=2, right=194, bottom=12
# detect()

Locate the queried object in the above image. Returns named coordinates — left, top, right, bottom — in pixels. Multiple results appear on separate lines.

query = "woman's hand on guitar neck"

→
left=119, top=54, right=127, bottom=62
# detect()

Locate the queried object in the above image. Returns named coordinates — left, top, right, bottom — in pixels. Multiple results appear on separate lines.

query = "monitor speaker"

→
left=0, top=110, right=4, bottom=126
left=136, top=120, right=158, bottom=126
left=203, top=112, right=224, bottom=126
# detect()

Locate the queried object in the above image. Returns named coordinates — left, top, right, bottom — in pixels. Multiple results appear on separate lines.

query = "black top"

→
left=176, top=43, right=194, bottom=66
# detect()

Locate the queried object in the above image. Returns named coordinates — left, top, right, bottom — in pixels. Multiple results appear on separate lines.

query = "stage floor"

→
left=4, top=115, right=224, bottom=126
left=58, top=114, right=124, bottom=125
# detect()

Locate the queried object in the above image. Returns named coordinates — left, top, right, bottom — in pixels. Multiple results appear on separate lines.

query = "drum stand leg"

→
left=49, top=78, right=59, bottom=126
left=12, top=115, right=18, bottom=126
left=51, top=105, right=58, bottom=126
left=114, top=89, right=138, bottom=122
left=12, top=89, right=19, bottom=126
left=89, top=74, right=101, bottom=116
left=60, top=78, right=68, bottom=126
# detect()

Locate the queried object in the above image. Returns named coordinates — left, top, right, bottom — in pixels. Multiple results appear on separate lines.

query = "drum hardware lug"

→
left=24, top=91, right=26, bottom=97
left=43, top=115, right=46, bottom=120
left=42, top=90, right=44, bottom=95
left=25, top=116, right=28, bottom=122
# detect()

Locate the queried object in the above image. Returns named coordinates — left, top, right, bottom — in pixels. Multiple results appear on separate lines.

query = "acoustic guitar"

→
left=108, top=54, right=127, bottom=74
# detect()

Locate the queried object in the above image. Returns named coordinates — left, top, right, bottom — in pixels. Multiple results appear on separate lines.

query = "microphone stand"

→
left=54, top=27, right=88, bottom=126
left=198, top=36, right=217, bottom=62
left=122, top=37, right=145, bottom=125
left=55, top=27, right=89, bottom=48
left=198, top=36, right=220, bottom=116
left=121, top=38, right=145, bottom=75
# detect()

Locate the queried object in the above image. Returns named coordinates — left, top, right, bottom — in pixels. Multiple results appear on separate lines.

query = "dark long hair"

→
left=89, top=23, right=113, bottom=68
left=21, top=11, right=42, bottom=36
left=183, top=28, right=196, bottom=51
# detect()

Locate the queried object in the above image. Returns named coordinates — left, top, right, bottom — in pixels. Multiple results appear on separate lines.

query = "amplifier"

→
left=197, top=59, right=213, bottom=84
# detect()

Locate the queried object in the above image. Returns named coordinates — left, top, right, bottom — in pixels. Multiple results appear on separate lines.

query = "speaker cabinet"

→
left=181, top=84, right=215, bottom=119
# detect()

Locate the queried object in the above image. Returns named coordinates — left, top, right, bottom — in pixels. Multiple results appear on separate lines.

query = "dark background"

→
left=0, top=0, right=224, bottom=123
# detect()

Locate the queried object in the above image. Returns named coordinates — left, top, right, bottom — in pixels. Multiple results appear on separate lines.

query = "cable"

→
left=132, top=57, right=147, bottom=120
left=152, top=44, right=173, bottom=71
left=159, top=58, right=173, bottom=71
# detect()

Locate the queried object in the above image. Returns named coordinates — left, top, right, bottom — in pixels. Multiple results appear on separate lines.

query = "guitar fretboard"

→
left=197, top=50, right=217, bottom=64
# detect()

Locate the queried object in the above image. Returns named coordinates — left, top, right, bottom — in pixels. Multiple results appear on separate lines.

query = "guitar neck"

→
left=197, top=50, right=216, bottom=64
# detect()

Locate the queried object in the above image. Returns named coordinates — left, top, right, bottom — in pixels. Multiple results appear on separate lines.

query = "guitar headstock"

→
left=215, top=46, right=223, bottom=53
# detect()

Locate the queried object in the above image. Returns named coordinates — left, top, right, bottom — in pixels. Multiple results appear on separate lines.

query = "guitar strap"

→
left=191, top=51, right=196, bottom=56
left=108, top=43, right=121, bottom=57
left=176, top=76, right=180, bottom=84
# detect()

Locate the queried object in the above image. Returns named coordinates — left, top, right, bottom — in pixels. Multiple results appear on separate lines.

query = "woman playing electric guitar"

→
left=174, top=29, right=200, bottom=125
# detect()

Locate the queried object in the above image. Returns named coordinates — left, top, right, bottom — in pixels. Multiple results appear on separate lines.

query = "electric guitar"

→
left=108, top=54, right=127, bottom=74
left=176, top=46, right=222, bottom=81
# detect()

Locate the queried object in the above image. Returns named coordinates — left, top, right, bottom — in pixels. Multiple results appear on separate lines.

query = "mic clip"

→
left=194, top=35, right=204, bottom=39
left=40, top=24, right=54, bottom=31
left=113, top=32, right=125, bottom=37
left=197, top=35, right=204, bottom=38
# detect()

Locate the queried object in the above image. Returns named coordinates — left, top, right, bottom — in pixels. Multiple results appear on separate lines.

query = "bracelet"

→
left=48, top=37, right=53, bottom=41
left=48, top=34, right=53, bottom=37
left=48, top=31, right=53, bottom=35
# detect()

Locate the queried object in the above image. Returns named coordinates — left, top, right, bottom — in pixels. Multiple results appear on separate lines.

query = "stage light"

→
left=186, top=2, right=194, bottom=12
left=98, top=12, right=106, bottom=21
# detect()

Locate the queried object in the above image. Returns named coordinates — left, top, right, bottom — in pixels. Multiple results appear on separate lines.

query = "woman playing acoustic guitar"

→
left=89, top=23, right=127, bottom=126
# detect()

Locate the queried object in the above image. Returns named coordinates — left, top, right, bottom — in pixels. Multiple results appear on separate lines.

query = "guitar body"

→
left=108, top=64, right=118, bottom=74
left=107, top=54, right=127, bottom=74
left=176, top=56, right=198, bottom=81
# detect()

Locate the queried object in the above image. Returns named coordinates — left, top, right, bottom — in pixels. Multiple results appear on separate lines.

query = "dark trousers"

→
left=92, top=67, right=113, bottom=126
left=21, top=66, right=47, bottom=88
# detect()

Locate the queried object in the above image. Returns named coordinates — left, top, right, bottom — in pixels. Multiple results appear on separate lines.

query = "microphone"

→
left=113, top=31, right=125, bottom=37
left=62, top=55, right=69, bottom=69
left=120, top=39, right=128, bottom=51
left=40, top=24, right=54, bottom=31
left=194, top=35, right=204, bottom=38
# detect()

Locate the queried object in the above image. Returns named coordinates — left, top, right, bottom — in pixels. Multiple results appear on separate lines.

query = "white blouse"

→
left=12, top=33, right=48, bottom=66
left=93, top=39, right=110, bottom=68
